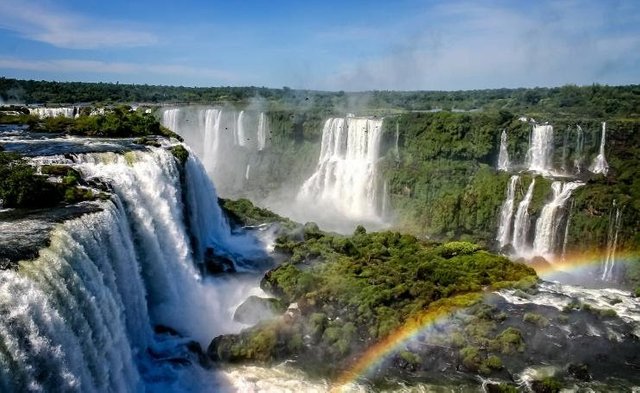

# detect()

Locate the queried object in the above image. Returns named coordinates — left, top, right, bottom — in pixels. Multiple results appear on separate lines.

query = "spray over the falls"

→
left=161, top=107, right=269, bottom=197
left=297, top=116, right=384, bottom=223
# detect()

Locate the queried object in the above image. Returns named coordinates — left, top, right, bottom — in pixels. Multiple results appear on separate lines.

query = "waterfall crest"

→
left=297, top=116, right=383, bottom=221
left=497, top=130, right=510, bottom=171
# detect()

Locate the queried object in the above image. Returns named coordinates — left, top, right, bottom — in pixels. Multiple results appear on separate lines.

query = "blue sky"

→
left=0, top=0, right=638, bottom=90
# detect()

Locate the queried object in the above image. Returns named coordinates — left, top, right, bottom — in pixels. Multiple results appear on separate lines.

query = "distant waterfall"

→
left=30, top=106, right=80, bottom=118
left=574, top=125, right=585, bottom=174
left=257, top=112, right=267, bottom=151
left=497, top=130, right=510, bottom=171
left=526, top=124, right=554, bottom=173
left=161, top=107, right=269, bottom=196
left=561, top=199, right=575, bottom=260
left=297, top=116, right=383, bottom=221
left=511, top=179, right=535, bottom=255
left=590, top=122, right=609, bottom=176
left=532, top=181, right=584, bottom=259
left=496, top=175, right=519, bottom=249
left=236, top=111, right=247, bottom=147
left=0, top=148, right=266, bottom=391
left=602, top=202, right=622, bottom=281
left=394, top=121, right=400, bottom=161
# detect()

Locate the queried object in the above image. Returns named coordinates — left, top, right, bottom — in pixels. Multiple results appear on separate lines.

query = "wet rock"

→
left=567, top=363, right=591, bottom=381
left=204, top=247, right=236, bottom=274
left=233, top=295, right=286, bottom=325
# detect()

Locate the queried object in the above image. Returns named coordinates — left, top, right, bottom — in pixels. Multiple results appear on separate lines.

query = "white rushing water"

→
left=532, top=181, right=584, bottom=259
left=511, top=179, right=535, bottom=255
left=0, top=148, right=269, bottom=392
left=161, top=107, right=269, bottom=197
left=297, top=116, right=384, bottom=222
left=30, top=107, right=80, bottom=118
left=526, top=124, right=554, bottom=173
left=590, top=122, right=609, bottom=176
left=574, top=125, right=585, bottom=174
left=497, top=130, right=510, bottom=171
left=496, top=175, right=519, bottom=249
left=602, top=202, right=623, bottom=281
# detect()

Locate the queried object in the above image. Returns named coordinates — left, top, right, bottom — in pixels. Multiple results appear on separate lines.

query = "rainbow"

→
left=331, top=251, right=639, bottom=391
left=531, top=250, right=638, bottom=279
left=330, top=293, right=482, bottom=391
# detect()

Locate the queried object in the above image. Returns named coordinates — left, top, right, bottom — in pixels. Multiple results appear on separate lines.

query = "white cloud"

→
left=320, top=1, right=640, bottom=90
left=0, top=57, right=237, bottom=82
left=0, top=0, right=157, bottom=49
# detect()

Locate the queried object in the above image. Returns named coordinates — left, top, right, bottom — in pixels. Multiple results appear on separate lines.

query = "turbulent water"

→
left=297, top=116, right=384, bottom=224
left=0, top=147, right=270, bottom=391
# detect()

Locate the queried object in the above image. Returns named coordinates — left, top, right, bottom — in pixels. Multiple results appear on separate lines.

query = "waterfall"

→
left=0, top=147, right=268, bottom=391
left=381, top=180, right=389, bottom=219
left=511, top=179, right=536, bottom=255
left=30, top=106, right=79, bottom=118
left=162, top=108, right=181, bottom=133
left=574, top=125, right=584, bottom=174
left=532, top=181, right=584, bottom=259
left=297, top=116, right=383, bottom=221
left=590, top=122, right=609, bottom=176
left=394, top=121, right=400, bottom=161
left=496, top=175, right=520, bottom=249
left=237, top=111, right=247, bottom=147
left=161, top=107, right=268, bottom=196
left=602, top=202, right=622, bottom=281
left=245, top=164, right=251, bottom=180
left=561, top=199, right=575, bottom=261
left=257, top=112, right=267, bottom=151
left=526, top=124, right=554, bottom=173
left=497, top=130, right=510, bottom=171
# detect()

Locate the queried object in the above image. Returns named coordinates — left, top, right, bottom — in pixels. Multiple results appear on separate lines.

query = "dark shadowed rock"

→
left=204, top=247, right=236, bottom=274
left=233, top=295, right=286, bottom=325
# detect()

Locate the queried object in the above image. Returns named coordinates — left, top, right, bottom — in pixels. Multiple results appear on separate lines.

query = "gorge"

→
left=0, top=80, right=639, bottom=392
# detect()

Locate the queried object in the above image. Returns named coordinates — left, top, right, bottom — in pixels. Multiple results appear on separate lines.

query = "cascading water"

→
left=602, top=202, right=622, bottom=281
left=496, top=175, right=519, bottom=249
left=561, top=199, right=575, bottom=261
left=257, top=112, right=267, bottom=151
left=161, top=107, right=269, bottom=196
left=511, top=179, right=535, bottom=255
left=532, top=181, right=584, bottom=259
left=497, top=130, right=510, bottom=171
left=526, top=124, right=554, bottom=173
left=0, top=147, right=269, bottom=391
left=590, top=122, right=609, bottom=176
left=574, top=125, right=584, bottom=174
left=297, top=116, right=383, bottom=222
left=30, top=107, right=80, bottom=118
